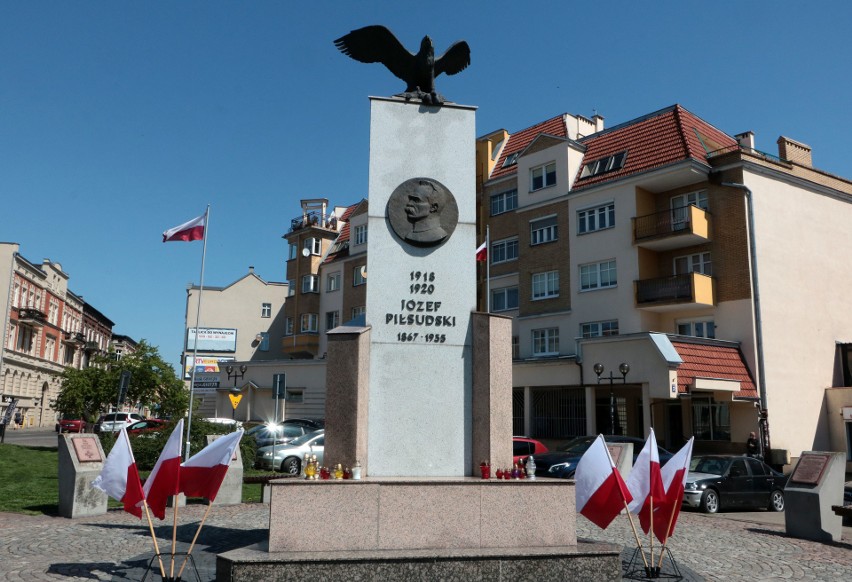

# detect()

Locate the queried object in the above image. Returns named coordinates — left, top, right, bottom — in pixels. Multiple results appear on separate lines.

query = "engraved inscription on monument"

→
left=789, top=453, right=831, bottom=485
left=385, top=271, right=458, bottom=344
left=72, top=436, right=103, bottom=463
left=607, top=444, right=625, bottom=465
left=386, top=177, right=458, bottom=247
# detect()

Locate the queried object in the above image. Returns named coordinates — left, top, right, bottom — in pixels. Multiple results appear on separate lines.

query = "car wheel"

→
left=281, top=456, right=300, bottom=475
left=700, top=489, right=720, bottom=514
left=769, top=489, right=785, bottom=512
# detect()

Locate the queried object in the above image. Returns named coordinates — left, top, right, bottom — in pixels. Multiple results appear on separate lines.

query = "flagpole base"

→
left=624, top=546, right=683, bottom=581
left=140, top=552, right=201, bottom=582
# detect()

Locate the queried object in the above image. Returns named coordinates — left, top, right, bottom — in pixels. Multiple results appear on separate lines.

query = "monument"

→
left=58, top=433, right=108, bottom=518
left=217, top=26, right=620, bottom=581
left=784, top=451, right=846, bottom=542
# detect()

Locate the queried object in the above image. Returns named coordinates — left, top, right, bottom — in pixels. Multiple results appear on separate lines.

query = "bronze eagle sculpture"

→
left=334, top=25, right=470, bottom=105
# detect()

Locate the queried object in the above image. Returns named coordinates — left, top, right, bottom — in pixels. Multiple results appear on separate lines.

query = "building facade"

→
left=0, top=243, right=117, bottom=428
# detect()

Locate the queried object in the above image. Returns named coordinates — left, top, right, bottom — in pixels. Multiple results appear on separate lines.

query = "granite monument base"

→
left=784, top=451, right=846, bottom=542
left=58, top=433, right=107, bottom=518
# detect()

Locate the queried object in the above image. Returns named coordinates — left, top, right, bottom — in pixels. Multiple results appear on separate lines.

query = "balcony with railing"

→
left=17, top=307, right=46, bottom=327
left=633, top=206, right=710, bottom=251
left=288, top=211, right=339, bottom=234
left=634, top=272, right=714, bottom=312
left=63, top=331, right=85, bottom=344
left=84, top=341, right=100, bottom=352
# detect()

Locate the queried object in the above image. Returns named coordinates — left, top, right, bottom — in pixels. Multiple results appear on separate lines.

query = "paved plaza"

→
left=1, top=500, right=850, bottom=581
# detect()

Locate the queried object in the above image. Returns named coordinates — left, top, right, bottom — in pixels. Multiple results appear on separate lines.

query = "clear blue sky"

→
left=2, top=1, right=850, bottom=371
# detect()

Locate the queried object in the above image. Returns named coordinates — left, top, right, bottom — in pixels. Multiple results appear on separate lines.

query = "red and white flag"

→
left=644, top=437, right=694, bottom=542
left=575, top=434, right=633, bottom=529
left=180, top=429, right=244, bottom=502
left=142, top=419, right=184, bottom=520
left=475, top=240, right=487, bottom=262
left=626, top=428, right=666, bottom=531
left=163, top=212, right=206, bottom=242
left=91, top=428, right=145, bottom=518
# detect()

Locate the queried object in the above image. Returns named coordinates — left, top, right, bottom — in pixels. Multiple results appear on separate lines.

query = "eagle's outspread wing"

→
left=434, top=41, right=471, bottom=77
left=334, top=25, right=416, bottom=88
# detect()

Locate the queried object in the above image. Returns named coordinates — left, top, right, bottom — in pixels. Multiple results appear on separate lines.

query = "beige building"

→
left=476, top=105, right=852, bottom=470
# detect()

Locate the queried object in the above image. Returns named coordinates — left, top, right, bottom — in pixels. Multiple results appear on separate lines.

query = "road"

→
left=0, top=427, right=63, bottom=448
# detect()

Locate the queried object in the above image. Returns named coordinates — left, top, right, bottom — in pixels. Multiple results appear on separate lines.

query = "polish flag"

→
left=575, top=434, right=633, bottom=529
left=180, top=429, right=244, bottom=501
left=91, top=428, right=145, bottom=518
left=163, top=212, right=205, bottom=242
left=142, top=419, right=184, bottom=520
left=644, top=437, right=694, bottom=542
left=475, top=240, right=487, bottom=261
left=626, top=428, right=666, bottom=533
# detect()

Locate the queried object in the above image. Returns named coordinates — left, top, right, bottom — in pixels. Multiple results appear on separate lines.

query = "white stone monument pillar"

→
left=365, top=97, right=476, bottom=476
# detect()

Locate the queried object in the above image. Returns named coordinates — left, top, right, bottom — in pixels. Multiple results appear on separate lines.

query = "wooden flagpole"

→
left=177, top=501, right=214, bottom=579
left=142, top=501, right=166, bottom=578
left=622, top=500, right=649, bottom=570
left=649, top=496, right=655, bottom=572
left=657, top=496, right=680, bottom=569
left=169, top=497, right=180, bottom=579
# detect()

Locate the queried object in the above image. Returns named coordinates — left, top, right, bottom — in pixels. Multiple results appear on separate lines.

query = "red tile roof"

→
left=490, top=114, right=568, bottom=180
left=323, top=202, right=361, bottom=264
left=671, top=340, right=757, bottom=399
left=573, top=105, right=737, bottom=189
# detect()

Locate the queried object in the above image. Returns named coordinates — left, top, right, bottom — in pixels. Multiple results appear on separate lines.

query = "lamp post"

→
left=594, top=362, right=630, bottom=435
left=225, top=364, right=247, bottom=420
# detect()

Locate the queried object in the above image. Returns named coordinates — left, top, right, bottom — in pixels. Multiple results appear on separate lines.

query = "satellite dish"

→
left=301, top=248, right=311, bottom=257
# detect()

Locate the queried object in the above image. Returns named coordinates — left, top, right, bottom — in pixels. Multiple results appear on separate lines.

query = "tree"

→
left=55, top=340, right=187, bottom=420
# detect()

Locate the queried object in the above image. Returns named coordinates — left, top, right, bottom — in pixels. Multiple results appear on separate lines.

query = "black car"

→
left=682, top=455, right=787, bottom=513
left=533, top=435, right=673, bottom=479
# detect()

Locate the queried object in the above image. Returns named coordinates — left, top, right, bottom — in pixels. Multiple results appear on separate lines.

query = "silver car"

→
left=256, top=430, right=324, bottom=474
left=96, top=412, right=145, bottom=433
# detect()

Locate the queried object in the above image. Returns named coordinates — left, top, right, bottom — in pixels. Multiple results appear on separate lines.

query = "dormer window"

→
left=502, top=152, right=520, bottom=168
left=580, top=151, right=627, bottom=178
left=530, top=163, right=556, bottom=191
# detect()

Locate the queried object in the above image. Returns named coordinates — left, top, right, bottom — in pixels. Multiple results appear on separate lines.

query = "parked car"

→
left=533, top=435, right=673, bottom=479
left=95, top=412, right=145, bottom=433
left=512, top=436, right=549, bottom=464
left=56, top=415, right=87, bottom=433
left=683, top=455, right=787, bottom=513
left=246, top=422, right=315, bottom=448
left=203, top=417, right=243, bottom=429
left=126, top=419, right=168, bottom=434
left=255, top=429, right=324, bottom=474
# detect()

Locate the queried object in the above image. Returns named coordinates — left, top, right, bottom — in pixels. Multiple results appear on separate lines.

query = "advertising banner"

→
left=185, top=328, right=237, bottom=352
left=184, top=356, right=235, bottom=380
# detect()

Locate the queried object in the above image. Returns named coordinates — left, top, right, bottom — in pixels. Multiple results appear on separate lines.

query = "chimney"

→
left=735, top=131, right=755, bottom=150
left=249, top=265, right=255, bottom=274
left=593, top=114, right=605, bottom=133
left=777, top=136, right=812, bottom=167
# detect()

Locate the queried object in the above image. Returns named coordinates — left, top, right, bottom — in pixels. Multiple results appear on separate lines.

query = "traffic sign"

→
left=228, top=393, right=243, bottom=410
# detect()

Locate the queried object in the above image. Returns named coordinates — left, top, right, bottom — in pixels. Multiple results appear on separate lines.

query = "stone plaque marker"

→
left=72, top=436, right=103, bottom=463
left=789, top=452, right=831, bottom=485
left=784, top=451, right=845, bottom=542
left=58, top=433, right=107, bottom=518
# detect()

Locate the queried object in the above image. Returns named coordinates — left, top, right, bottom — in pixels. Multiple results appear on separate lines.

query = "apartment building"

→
left=476, top=104, right=852, bottom=468
left=0, top=243, right=116, bottom=428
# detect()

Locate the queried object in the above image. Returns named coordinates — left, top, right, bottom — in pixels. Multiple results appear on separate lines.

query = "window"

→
left=532, top=328, right=559, bottom=356
left=512, top=335, right=519, bottom=359
left=6, top=323, right=14, bottom=350
left=301, top=274, right=319, bottom=294
left=530, top=216, right=558, bottom=245
left=530, top=162, right=556, bottom=191
left=581, top=320, right=619, bottom=338
left=354, top=225, right=368, bottom=246
left=285, top=389, right=304, bottom=403
left=674, top=252, right=712, bottom=276
left=288, top=244, right=298, bottom=260
left=304, top=237, right=321, bottom=255
left=491, top=237, right=518, bottom=265
left=692, top=396, right=730, bottom=441
left=16, top=325, right=33, bottom=353
left=326, top=273, right=341, bottom=292
left=44, top=335, right=56, bottom=361
left=287, top=279, right=296, bottom=297
left=326, top=311, right=340, bottom=331
left=490, top=189, right=518, bottom=216
left=353, top=266, right=366, bottom=286
left=261, top=303, right=272, bottom=318
left=578, top=203, right=615, bottom=234
left=502, top=152, right=519, bottom=168
left=491, top=286, right=519, bottom=312
left=580, top=151, right=627, bottom=178
left=259, top=332, right=269, bottom=352
left=285, top=317, right=294, bottom=336
left=351, top=306, right=366, bottom=319
left=580, top=260, right=617, bottom=291
left=677, top=320, right=715, bottom=338
left=300, top=313, right=318, bottom=333
left=671, top=190, right=708, bottom=230
left=532, top=271, right=559, bottom=300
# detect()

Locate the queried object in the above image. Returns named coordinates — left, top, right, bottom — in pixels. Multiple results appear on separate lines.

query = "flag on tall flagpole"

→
left=475, top=240, right=487, bottom=261
left=575, top=434, right=633, bottom=529
left=180, top=430, right=244, bottom=501
left=626, top=428, right=666, bottom=529
left=163, top=212, right=206, bottom=242
left=91, top=428, right=145, bottom=518
left=143, top=419, right=184, bottom=519
left=644, top=437, right=694, bottom=542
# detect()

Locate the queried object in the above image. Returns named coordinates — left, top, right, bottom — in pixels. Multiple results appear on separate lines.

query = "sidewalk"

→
left=1, top=502, right=850, bottom=581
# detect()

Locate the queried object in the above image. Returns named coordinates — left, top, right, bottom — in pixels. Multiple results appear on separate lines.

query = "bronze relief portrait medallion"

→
left=386, top=177, right=458, bottom=247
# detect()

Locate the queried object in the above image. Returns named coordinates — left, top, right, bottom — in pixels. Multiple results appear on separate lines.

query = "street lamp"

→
left=594, top=362, right=630, bottom=435
left=225, top=365, right=247, bottom=420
